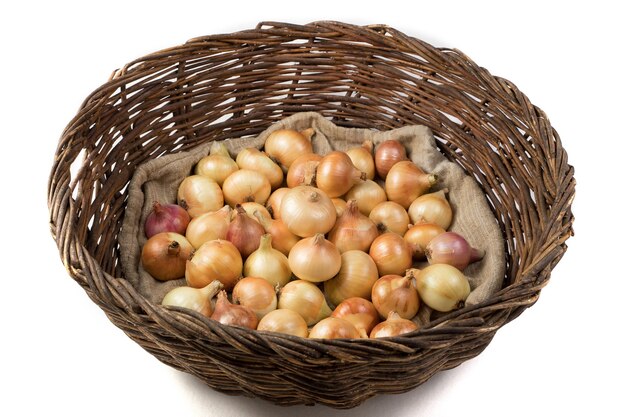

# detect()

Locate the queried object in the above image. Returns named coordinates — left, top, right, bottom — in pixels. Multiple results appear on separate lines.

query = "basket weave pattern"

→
left=47, top=21, right=575, bottom=408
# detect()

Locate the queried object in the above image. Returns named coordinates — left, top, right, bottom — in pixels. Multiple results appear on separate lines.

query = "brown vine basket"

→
left=47, top=21, right=575, bottom=409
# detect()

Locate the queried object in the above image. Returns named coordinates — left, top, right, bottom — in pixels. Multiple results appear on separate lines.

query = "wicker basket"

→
left=47, top=21, right=575, bottom=409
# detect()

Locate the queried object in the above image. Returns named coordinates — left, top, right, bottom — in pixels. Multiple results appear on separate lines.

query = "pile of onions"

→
left=142, top=119, right=490, bottom=340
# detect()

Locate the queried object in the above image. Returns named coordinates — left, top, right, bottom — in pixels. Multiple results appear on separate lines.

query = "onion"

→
left=266, top=187, right=290, bottom=220
left=324, top=250, right=379, bottom=306
left=370, top=311, right=419, bottom=338
left=185, top=205, right=231, bottom=249
left=177, top=175, right=224, bottom=218
left=289, top=234, right=342, bottom=283
left=161, top=280, right=223, bottom=317
left=369, top=201, right=410, bottom=235
left=186, top=239, right=242, bottom=290
left=425, top=232, right=485, bottom=270
left=236, top=202, right=271, bottom=222
left=414, top=264, right=470, bottom=312
left=253, top=210, right=300, bottom=256
left=194, top=141, right=239, bottom=186
left=403, top=222, right=446, bottom=260
left=331, top=297, right=379, bottom=337
left=264, top=128, right=314, bottom=171
left=371, top=273, right=420, bottom=319
left=141, top=232, right=193, bottom=281
left=308, top=317, right=362, bottom=339
left=236, top=147, right=284, bottom=190
left=278, top=280, right=332, bottom=326
left=286, top=153, right=322, bottom=188
left=375, top=139, right=408, bottom=179
left=346, top=140, right=375, bottom=180
left=226, top=205, right=266, bottom=258
left=243, top=234, right=292, bottom=288
left=144, top=201, right=190, bottom=238
left=369, top=232, right=413, bottom=276
left=315, top=151, right=366, bottom=198
left=385, top=161, right=437, bottom=208
left=344, top=180, right=387, bottom=216
left=408, top=190, right=453, bottom=230
left=280, top=185, right=336, bottom=237
left=328, top=200, right=379, bottom=253
left=332, top=198, right=348, bottom=217
left=211, top=290, right=258, bottom=329
left=222, top=169, right=271, bottom=207
left=232, top=276, right=277, bottom=319
left=257, top=309, right=309, bottom=338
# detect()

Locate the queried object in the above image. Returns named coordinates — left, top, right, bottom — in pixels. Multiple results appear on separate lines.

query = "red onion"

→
left=226, top=205, right=265, bottom=258
left=144, top=201, right=190, bottom=238
left=211, top=290, right=258, bottom=329
left=425, top=232, right=485, bottom=271
left=375, top=139, right=408, bottom=179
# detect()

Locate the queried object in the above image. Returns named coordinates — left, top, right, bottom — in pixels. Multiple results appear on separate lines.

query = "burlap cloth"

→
left=120, top=112, right=505, bottom=325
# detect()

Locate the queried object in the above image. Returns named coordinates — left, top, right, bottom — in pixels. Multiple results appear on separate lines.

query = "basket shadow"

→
left=173, top=363, right=460, bottom=416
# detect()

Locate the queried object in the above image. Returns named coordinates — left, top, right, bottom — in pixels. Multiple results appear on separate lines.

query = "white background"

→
left=2, top=1, right=623, bottom=416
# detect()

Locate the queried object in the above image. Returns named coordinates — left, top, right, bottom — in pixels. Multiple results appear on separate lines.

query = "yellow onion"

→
left=369, top=232, right=413, bottom=276
left=315, top=151, right=366, bottom=197
left=264, top=128, right=314, bottom=171
left=408, top=190, right=453, bottom=230
left=280, top=185, right=336, bottom=237
left=374, top=139, right=408, bottom=179
left=185, top=205, right=231, bottom=249
left=266, top=187, right=290, bottom=220
left=177, top=175, right=224, bottom=218
left=332, top=198, right=348, bottom=217
left=324, top=250, right=379, bottom=306
left=236, top=147, right=284, bottom=189
left=161, top=280, right=223, bottom=317
left=222, top=169, right=271, bottom=207
left=369, top=201, right=410, bottom=235
left=414, top=264, right=471, bottom=312
left=370, top=311, right=419, bottom=338
left=141, top=232, right=193, bottom=281
left=403, top=222, right=446, bottom=260
left=308, top=317, right=361, bottom=340
left=385, top=161, right=437, bottom=208
left=286, top=153, right=322, bottom=188
left=236, top=202, right=271, bottom=222
left=243, top=234, right=291, bottom=288
left=195, top=142, right=239, bottom=186
left=186, top=239, right=242, bottom=290
left=289, top=234, right=341, bottom=283
left=253, top=210, right=300, bottom=256
left=344, top=180, right=387, bottom=216
left=278, top=280, right=332, bottom=326
left=232, top=277, right=277, bottom=320
left=257, top=309, right=309, bottom=338
left=371, top=273, right=420, bottom=319
left=331, top=297, right=379, bottom=337
left=328, top=200, right=378, bottom=253
left=211, top=290, right=258, bottom=330
left=346, top=140, right=375, bottom=180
